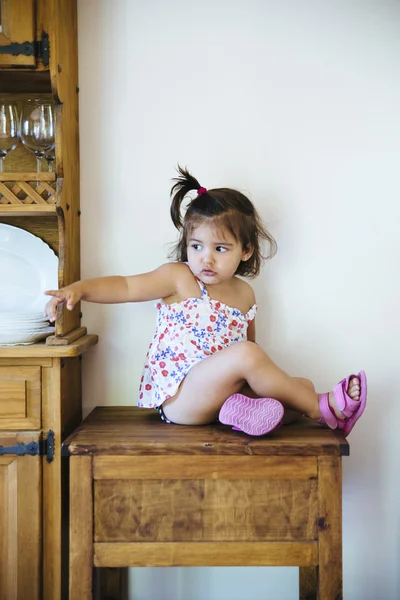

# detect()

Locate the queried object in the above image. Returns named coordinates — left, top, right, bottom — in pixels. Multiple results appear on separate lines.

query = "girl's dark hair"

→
left=170, top=165, right=277, bottom=277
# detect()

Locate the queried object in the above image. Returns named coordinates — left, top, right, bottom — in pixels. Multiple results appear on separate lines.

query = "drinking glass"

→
left=44, top=149, right=55, bottom=172
left=0, top=103, right=20, bottom=173
left=20, top=100, right=55, bottom=172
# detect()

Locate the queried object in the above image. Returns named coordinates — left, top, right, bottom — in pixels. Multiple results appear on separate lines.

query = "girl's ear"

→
left=241, top=245, right=254, bottom=262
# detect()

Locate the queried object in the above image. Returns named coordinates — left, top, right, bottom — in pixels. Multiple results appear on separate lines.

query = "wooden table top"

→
left=63, top=407, right=349, bottom=457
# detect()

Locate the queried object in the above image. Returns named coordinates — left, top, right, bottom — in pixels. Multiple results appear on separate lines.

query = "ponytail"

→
left=170, top=165, right=202, bottom=230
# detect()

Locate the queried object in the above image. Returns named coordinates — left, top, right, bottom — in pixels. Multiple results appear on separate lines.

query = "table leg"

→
left=317, top=456, right=343, bottom=600
left=299, top=566, right=317, bottom=600
left=96, top=567, right=126, bottom=600
left=69, top=456, right=93, bottom=599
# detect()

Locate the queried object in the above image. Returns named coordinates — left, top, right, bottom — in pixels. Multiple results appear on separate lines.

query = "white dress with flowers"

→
left=138, top=278, right=257, bottom=408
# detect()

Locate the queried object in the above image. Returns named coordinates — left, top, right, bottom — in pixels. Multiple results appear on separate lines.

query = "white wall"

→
left=77, top=1, right=400, bottom=598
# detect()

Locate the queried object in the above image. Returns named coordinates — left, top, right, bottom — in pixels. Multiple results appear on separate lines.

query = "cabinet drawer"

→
left=0, top=367, right=41, bottom=430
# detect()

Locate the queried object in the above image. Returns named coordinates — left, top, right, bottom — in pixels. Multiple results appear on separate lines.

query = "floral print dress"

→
left=138, top=278, right=257, bottom=408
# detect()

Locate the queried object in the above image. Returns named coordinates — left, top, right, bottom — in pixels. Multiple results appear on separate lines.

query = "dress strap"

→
left=195, top=277, right=208, bottom=298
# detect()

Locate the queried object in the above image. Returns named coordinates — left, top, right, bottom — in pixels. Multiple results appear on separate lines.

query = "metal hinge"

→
left=0, top=430, right=54, bottom=463
left=0, top=31, right=50, bottom=67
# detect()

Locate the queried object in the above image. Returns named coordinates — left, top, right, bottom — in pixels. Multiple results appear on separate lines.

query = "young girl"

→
left=45, top=166, right=367, bottom=436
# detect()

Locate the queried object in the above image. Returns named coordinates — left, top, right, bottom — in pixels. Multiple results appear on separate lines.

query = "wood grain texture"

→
left=68, top=407, right=347, bottom=598
left=0, top=434, right=41, bottom=600
left=317, top=456, right=343, bottom=600
left=69, top=456, right=93, bottom=600
left=0, top=70, right=52, bottom=93
left=0, top=178, right=56, bottom=207
left=46, top=326, right=87, bottom=346
left=46, top=0, right=81, bottom=337
left=41, top=359, right=62, bottom=600
left=0, top=365, right=41, bottom=429
left=41, top=355, right=84, bottom=599
left=0, top=334, right=98, bottom=358
left=94, top=455, right=317, bottom=480
left=0, top=3, right=92, bottom=598
left=0, top=204, right=56, bottom=215
left=0, top=381, right=26, bottom=417
left=41, top=353, right=89, bottom=600
left=94, top=541, right=318, bottom=568
left=300, top=566, right=317, bottom=600
left=59, top=356, right=82, bottom=440
left=0, top=357, right=52, bottom=367
left=16, top=447, right=42, bottom=600
left=0, top=0, right=36, bottom=67
left=94, top=568, right=127, bottom=600
left=0, top=173, right=55, bottom=180
left=0, top=455, right=17, bottom=599
left=65, top=407, right=349, bottom=457
left=0, top=349, right=94, bottom=600
left=94, top=477, right=318, bottom=543
left=0, top=142, right=36, bottom=173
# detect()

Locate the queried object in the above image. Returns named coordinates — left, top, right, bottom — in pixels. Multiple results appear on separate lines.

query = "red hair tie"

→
left=198, top=186, right=207, bottom=195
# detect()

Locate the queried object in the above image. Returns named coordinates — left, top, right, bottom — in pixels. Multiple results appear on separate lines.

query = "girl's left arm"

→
left=247, top=318, right=256, bottom=342
left=244, top=282, right=256, bottom=342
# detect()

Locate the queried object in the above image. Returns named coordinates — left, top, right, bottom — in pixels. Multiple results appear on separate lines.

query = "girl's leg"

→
left=240, top=377, right=314, bottom=425
left=162, top=341, right=361, bottom=426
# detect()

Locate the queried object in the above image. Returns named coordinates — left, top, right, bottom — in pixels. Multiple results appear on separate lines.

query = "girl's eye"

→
left=216, top=246, right=228, bottom=252
left=191, top=243, right=202, bottom=251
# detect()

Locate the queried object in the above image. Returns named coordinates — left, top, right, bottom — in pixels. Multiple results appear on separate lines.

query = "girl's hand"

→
left=44, top=286, right=82, bottom=322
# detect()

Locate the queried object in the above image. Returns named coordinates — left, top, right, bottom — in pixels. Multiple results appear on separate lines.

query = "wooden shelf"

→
left=0, top=173, right=56, bottom=180
left=0, top=172, right=57, bottom=215
left=0, top=70, right=52, bottom=93
left=0, top=335, right=99, bottom=358
left=0, top=205, right=57, bottom=216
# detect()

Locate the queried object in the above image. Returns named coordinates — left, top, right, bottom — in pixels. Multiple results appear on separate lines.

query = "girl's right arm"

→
left=44, top=262, right=181, bottom=322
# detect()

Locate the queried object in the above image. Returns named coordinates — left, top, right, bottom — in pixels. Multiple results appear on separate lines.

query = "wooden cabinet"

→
left=0, top=341, right=98, bottom=600
left=0, top=1, right=97, bottom=598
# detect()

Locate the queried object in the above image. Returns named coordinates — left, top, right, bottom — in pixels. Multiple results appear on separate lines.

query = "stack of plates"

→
left=0, top=312, right=54, bottom=346
left=0, top=223, right=57, bottom=346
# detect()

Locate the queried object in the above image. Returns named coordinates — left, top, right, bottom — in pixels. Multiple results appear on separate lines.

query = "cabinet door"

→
left=0, top=432, right=41, bottom=600
left=0, top=0, right=36, bottom=67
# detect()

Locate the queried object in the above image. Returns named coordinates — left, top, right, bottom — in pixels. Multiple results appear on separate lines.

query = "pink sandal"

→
left=219, top=394, right=284, bottom=436
left=317, top=370, right=367, bottom=436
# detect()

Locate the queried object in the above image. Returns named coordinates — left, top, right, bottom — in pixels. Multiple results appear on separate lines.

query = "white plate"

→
left=0, top=311, right=48, bottom=319
left=0, top=322, right=50, bottom=332
left=0, top=327, right=55, bottom=346
left=0, top=314, right=49, bottom=325
left=0, top=224, right=58, bottom=313
left=0, top=312, right=49, bottom=321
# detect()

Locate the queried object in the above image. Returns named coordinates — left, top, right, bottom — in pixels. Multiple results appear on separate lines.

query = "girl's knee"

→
left=231, top=340, right=268, bottom=370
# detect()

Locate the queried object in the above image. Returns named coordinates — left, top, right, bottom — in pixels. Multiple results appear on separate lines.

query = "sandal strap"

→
left=318, top=393, right=338, bottom=429
left=334, top=374, right=361, bottom=418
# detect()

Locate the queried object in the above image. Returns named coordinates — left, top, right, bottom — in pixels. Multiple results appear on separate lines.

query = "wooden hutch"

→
left=0, top=1, right=97, bottom=599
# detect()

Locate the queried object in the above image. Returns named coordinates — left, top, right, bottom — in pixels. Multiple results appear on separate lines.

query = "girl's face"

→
left=186, top=222, right=252, bottom=285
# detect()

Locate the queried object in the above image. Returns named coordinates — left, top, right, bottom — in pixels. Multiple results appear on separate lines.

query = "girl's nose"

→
left=203, top=252, right=214, bottom=266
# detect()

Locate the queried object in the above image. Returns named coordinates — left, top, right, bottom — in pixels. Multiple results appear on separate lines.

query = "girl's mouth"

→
left=202, top=269, right=216, bottom=276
